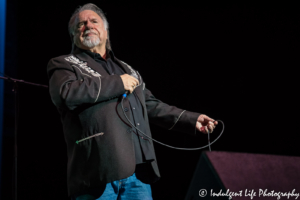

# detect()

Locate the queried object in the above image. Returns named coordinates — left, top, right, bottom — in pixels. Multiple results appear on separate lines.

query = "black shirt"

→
left=83, top=49, right=151, bottom=164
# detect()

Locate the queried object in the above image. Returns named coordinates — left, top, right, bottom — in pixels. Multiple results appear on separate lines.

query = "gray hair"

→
left=68, top=3, right=111, bottom=51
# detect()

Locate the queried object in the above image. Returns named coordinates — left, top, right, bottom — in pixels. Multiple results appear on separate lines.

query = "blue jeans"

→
left=75, top=173, right=152, bottom=200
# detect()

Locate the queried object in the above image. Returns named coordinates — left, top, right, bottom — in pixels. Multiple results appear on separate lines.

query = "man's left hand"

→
left=196, top=114, right=218, bottom=134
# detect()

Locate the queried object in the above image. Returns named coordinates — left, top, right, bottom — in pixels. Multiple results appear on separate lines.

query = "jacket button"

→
left=124, top=107, right=129, bottom=112
left=126, top=128, right=132, bottom=133
left=80, top=79, right=83, bottom=82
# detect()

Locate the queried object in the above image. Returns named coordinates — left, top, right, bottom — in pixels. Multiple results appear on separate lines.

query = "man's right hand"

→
left=120, top=74, right=139, bottom=94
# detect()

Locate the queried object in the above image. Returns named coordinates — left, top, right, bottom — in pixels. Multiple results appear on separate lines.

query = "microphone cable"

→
left=121, top=96, right=224, bottom=151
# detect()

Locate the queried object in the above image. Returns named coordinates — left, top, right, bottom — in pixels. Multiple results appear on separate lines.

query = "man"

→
left=47, top=3, right=217, bottom=200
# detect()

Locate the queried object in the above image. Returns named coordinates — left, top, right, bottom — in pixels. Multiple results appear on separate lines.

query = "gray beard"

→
left=82, top=36, right=100, bottom=48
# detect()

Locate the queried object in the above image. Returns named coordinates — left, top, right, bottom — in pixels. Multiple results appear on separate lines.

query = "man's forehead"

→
left=78, top=10, right=101, bottom=21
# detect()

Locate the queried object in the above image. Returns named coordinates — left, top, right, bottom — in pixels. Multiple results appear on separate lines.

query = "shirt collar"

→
left=79, top=48, right=115, bottom=61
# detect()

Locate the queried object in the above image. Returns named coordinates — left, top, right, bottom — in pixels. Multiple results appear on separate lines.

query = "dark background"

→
left=2, top=0, right=300, bottom=199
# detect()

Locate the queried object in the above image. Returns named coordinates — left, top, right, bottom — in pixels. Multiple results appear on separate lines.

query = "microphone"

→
left=123, top=90, right=129, bottom=98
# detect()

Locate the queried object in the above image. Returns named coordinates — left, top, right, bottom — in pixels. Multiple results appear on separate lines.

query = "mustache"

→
left=83, top=30, right=97, bottom=36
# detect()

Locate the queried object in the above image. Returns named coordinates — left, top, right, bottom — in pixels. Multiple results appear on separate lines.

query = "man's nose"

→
left=86, top=20, right=94, bottom=29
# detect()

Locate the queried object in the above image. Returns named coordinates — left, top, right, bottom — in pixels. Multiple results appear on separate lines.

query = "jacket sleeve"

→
left=47, top=56, right=125, bottom=110
left=144, top=87, right=200, bottom=135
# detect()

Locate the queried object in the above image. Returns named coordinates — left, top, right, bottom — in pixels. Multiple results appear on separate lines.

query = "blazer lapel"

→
left=73, top=48, right=110, bottom=77
left=114, top=58, right=132, bottom=74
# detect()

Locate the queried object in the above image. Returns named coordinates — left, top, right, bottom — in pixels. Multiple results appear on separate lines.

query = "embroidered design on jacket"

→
left=120, top=61, right=142, bottom=87
left=64, top=55, right=101, bottom=77
left=168, top=110, right=186, bottom=130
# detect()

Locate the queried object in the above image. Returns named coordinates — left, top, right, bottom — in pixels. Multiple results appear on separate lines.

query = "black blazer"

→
left=47, top=48, right=200, bottom=197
